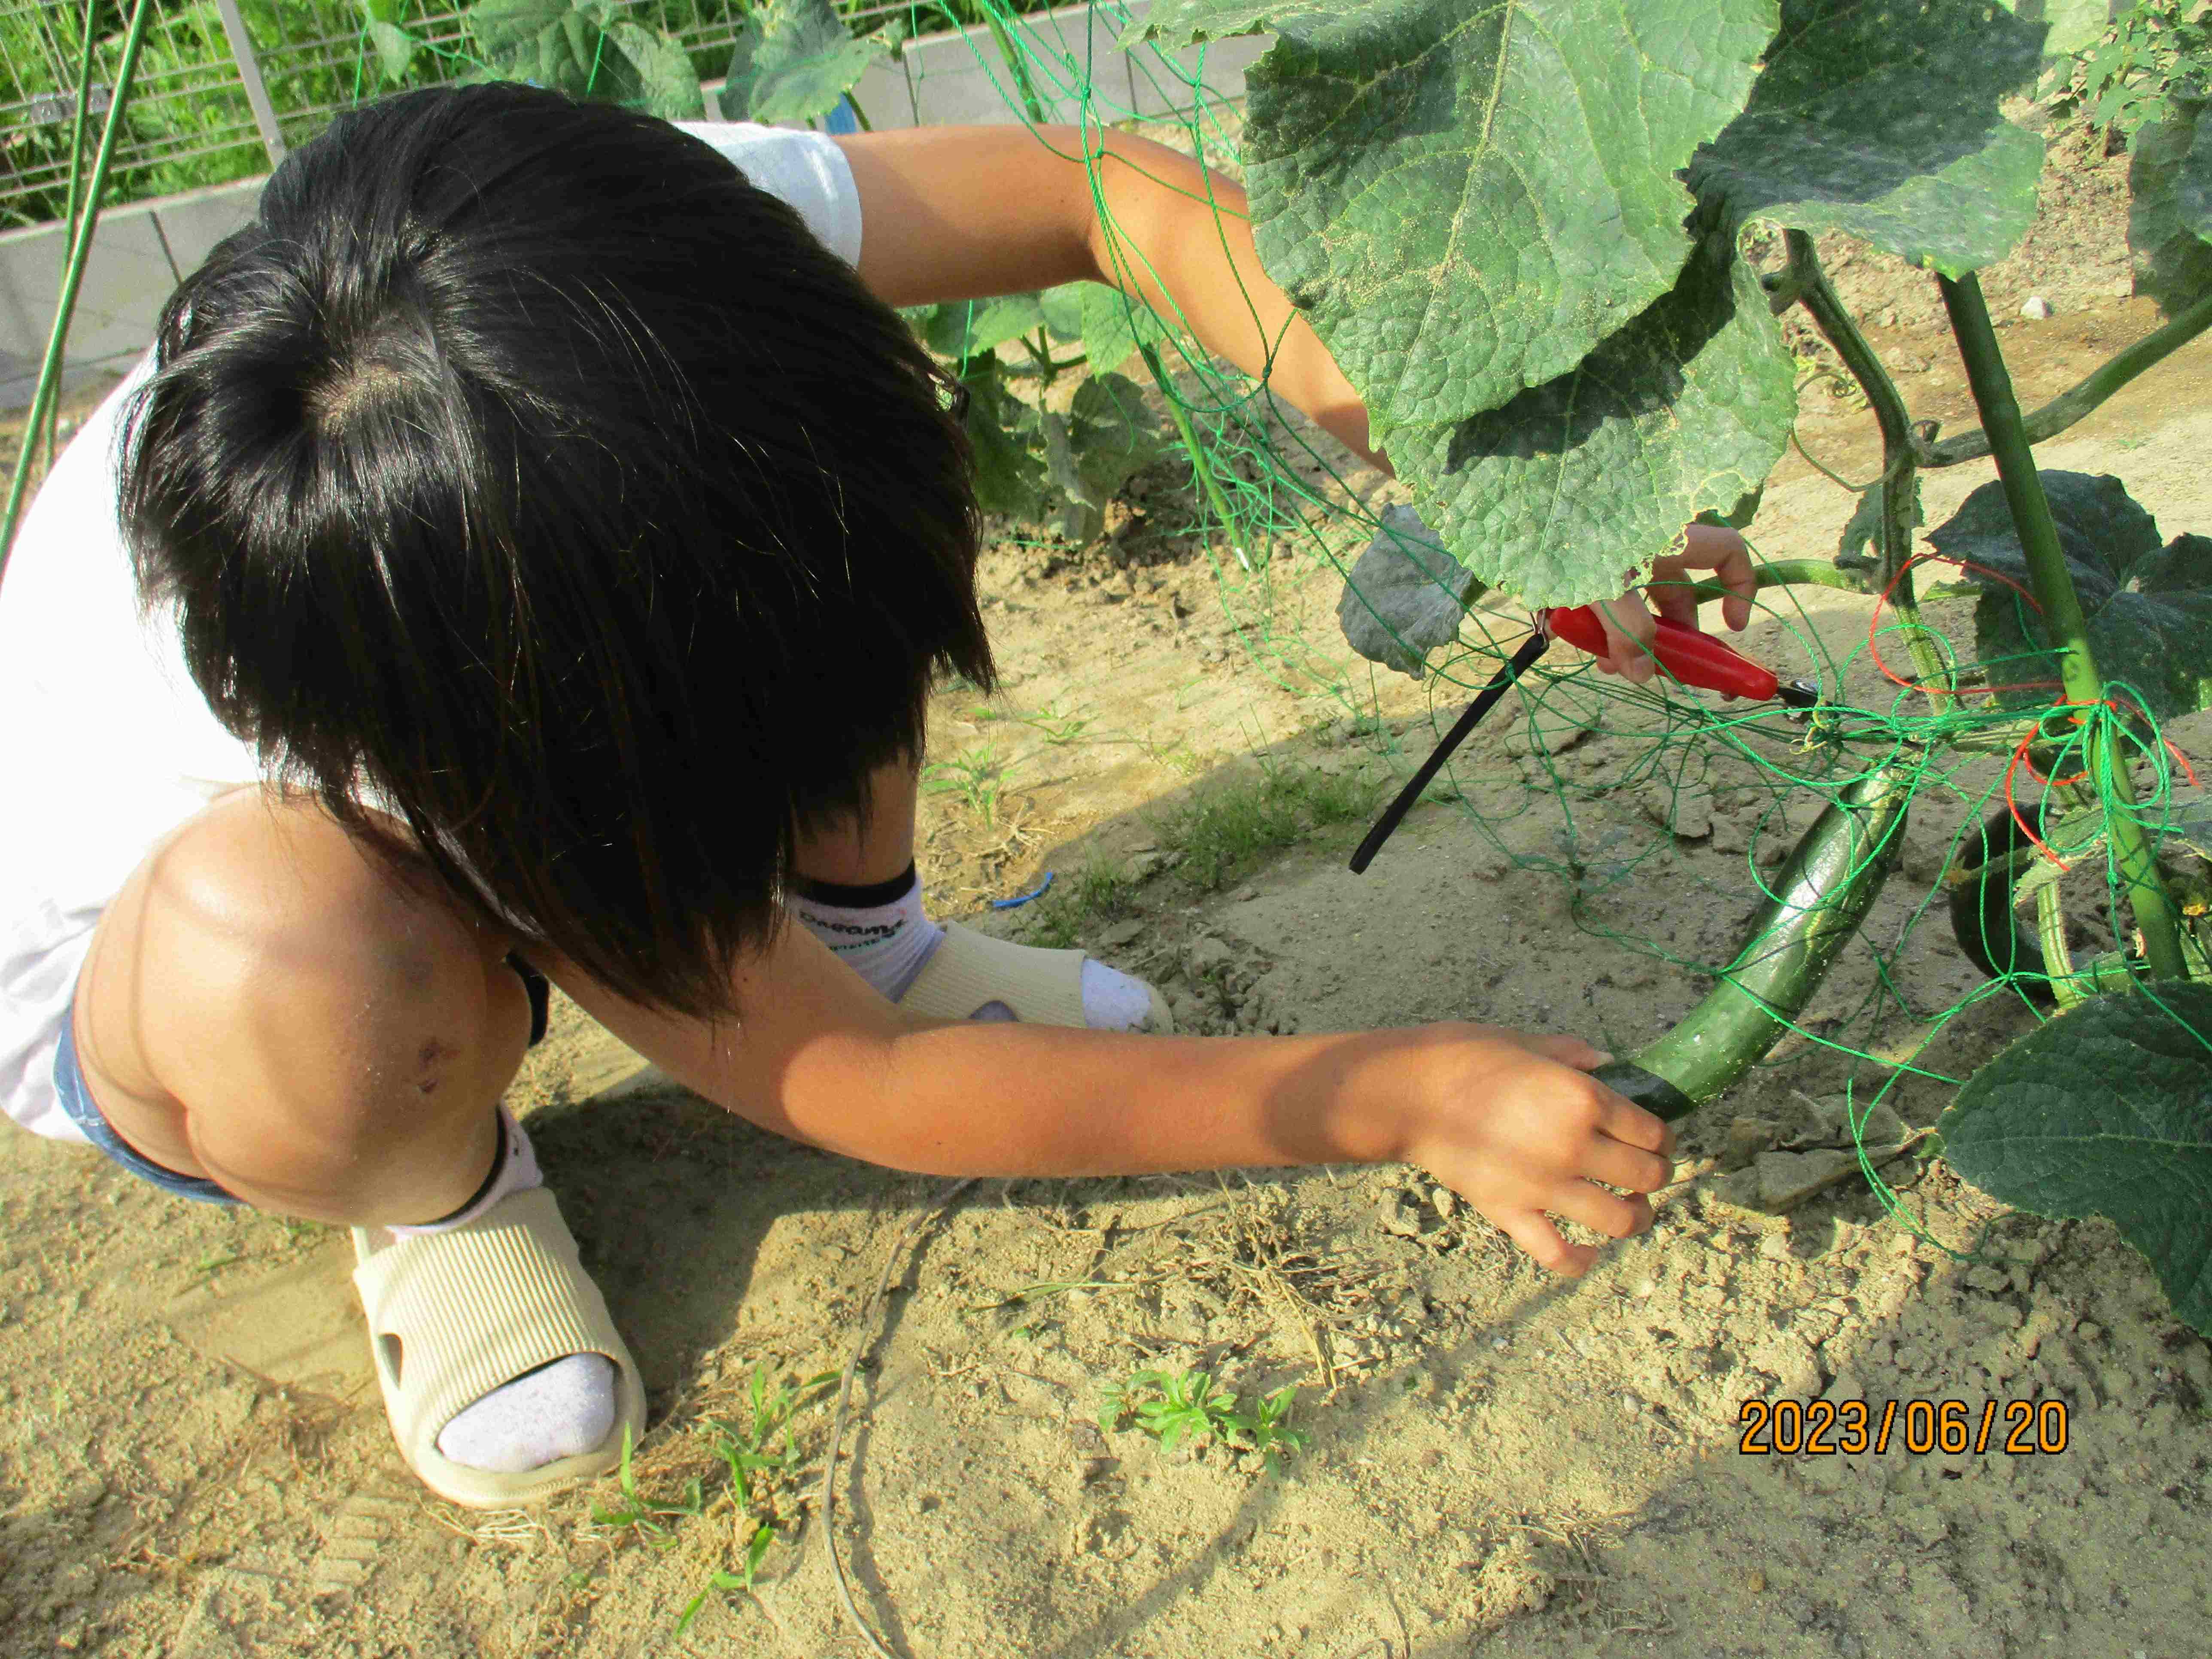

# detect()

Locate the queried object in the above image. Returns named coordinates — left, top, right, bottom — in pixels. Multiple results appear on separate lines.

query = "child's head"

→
left=122, top=82, right=991, bottom=1015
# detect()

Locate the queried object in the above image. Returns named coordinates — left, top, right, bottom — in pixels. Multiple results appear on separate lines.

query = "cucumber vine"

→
left=1116, top=0, right=2212, bottom=1329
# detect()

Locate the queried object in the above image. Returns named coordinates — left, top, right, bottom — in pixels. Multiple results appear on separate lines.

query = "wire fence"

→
left=0, top=0, right=1014, bottom=231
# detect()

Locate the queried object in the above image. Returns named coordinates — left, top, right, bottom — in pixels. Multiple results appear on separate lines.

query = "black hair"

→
left=121, top=82, right=991, bottom=1016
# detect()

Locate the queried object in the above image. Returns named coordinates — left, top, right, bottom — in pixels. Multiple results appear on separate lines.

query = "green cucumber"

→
left=1595, top=761, right=1914, bottom=1120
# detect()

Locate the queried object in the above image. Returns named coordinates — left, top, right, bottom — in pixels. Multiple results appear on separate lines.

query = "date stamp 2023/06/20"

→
left=1738, top=1398, right=2072, bottom=1458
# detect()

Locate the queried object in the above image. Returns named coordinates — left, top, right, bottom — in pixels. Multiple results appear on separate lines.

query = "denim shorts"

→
left=51, top=955, right=551, bottom=1207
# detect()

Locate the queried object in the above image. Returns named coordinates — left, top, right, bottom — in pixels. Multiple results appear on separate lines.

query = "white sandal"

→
left=897, top=921, right=1174, bottom=1031
left=351, top=1186, right=647, bottom=1508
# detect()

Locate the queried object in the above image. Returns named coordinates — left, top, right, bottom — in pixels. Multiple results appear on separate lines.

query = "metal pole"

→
left=213, top=0, right=288, bottom=168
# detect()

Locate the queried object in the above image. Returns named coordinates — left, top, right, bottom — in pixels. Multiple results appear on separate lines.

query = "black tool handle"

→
left=1349, top=630, right=1552, bottom=873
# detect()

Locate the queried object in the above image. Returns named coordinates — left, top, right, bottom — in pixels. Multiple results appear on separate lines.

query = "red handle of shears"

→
left=1544, top=604, right=1780, bottom=703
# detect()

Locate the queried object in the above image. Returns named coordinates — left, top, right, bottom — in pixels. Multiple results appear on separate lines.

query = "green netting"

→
left=6, top=0, right=2209, bottom=1265
left=890, top=0, right=2212, bottom=1256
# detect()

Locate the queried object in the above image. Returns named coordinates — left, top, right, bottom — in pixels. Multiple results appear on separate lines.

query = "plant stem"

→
left=1921, top=285, right=2212, bottom=467
left=1748, top=559, right=1875, bottom=596
left=1946, top=726, right=2076, bottom=758
left=0, top=0, right=156, bottom=596
left=1784, top=231, right=1952, bottom=714
left=1136, top=339, right=1250, bottom=571
left=984, top=6, right=1050, bottom=125
left=1022, top=330, right=1057, bottom=389
left=1938, top=271, right=2188, bottom=985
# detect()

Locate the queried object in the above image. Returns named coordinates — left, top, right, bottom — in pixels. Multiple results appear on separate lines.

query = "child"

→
left=0, top=84, right=1751, bottom=1507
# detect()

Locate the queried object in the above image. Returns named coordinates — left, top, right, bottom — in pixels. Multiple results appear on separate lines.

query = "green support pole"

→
left=1937, top=272, right=2188, bottom=987
left=983, top=4, right=1050, bottom=125
left=0, top=0, right=159, bottom=596
left=46, top=0, right=103, bottom=472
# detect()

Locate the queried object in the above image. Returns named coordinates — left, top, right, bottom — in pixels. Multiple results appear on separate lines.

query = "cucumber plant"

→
left=709, top=0, right=1176, bottom=544
left=465, top=0, right=706, bottom=119
left=1118, top=0, right=2212, bottom=1327
left=902, top=284, right=1172, bottom=546
left=717, top=0, right=901, bottom=129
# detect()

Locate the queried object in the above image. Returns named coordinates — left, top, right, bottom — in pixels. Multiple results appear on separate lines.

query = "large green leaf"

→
left=1377, top=234, right=1796, bottom=608
left=957, top=368, right=1050, bottom=523
left=471, top=0, right=598, bottom=98
left=2129, top=98, right=2212, bottom=316
left=1076, top=282, right=1177, bottom=377
left=2005, top=0, right=2116, bottom=59
left=1125, top=0, right=1279, bottom=41
left=607, top=21, right=704, bottom=119
left=1040, top=372, right=1164, bottom=544
left=904, top=295, right=1051, bottom=363
left=1935, top=473, right=2212, bottom=720
left=1066, top=372, right=1163, bottom=504
left=471, top=0, right=666, bottom=107
left=1974, top=553, right=2212, bottom=721
left=1689, top=0, right=2048, bottom=277
left=363, top=18, right=417, bottom=84
left=1940, top=981, right=2212, bottom=1334
left=468, top=0, right=566, bottom=57
left=1931, top=470, right=2160, bottom=608
left=1039, top=284, right=1087, bottom=345
left=721, top=0, right=884, bottom=126
left=1127, top=0, right=1775, bottom=437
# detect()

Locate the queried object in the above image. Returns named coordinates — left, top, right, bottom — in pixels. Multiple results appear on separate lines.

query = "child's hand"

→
left=1398, top=1025, right=1677, bottom=1276
left=1587, top=523, right=1757, bottom=685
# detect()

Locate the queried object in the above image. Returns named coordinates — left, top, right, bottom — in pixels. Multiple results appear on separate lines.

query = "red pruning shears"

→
left=1541, top=605, right=1818, bottom=710
left=1349, top=606, right=1818, bottom=873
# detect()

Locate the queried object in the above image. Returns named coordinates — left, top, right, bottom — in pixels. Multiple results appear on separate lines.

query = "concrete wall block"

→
left=0, top=210, right=175, bottom=375
left=0, top=0, right=1271, bottom=404
left=1122, top=33, right=1264, bottom=120
left=870, top=0, right=1260, bottom=128
left=896, top=32, right=1085, bottom=127
left=151, top=178, right=265, bottom=283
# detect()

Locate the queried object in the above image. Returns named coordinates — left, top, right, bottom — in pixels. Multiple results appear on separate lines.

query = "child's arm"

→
left=836, top=125, right=1758, bottom=676
left=834, top=125, right=1381, bottom=468
left=542, top=922, right=1674, bottom=1279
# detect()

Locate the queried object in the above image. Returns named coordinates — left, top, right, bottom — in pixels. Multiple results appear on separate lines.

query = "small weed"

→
left=1022, top=703, right=1096, bottom=744
left=1235, top=1384, right=1311, bottom=1472
left=667, top=1367, right=838, bottom=1635
left=975, top=700, right=1095, bottom=744
left=701, top=1367, right=838, bottom=1508
left=1142, top=734, right=1206, bottom=776
left=589, top=1425, right=703, bottom=1550
left=266, top=1215, right=328, bottom=1250
left=1152, top=764, right=1386, bottom=892
left=1027, top=860, right=1137, bottom=948
left=673, top=1520, right=775, bottom=1637
left=923, top=744, right=1005, bottom=824
left=1098, top=1369, right=1310, bottom=1471
left=1098, top=1367, right=1237, bottom=1452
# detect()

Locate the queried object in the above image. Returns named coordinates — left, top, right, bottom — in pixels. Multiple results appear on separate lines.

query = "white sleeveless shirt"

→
left=0, top=123, right=863, bottom=1141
